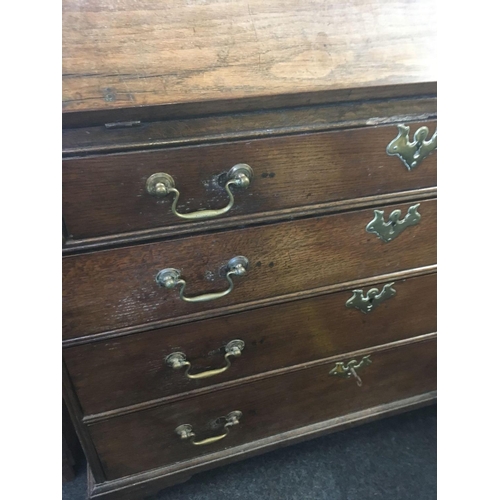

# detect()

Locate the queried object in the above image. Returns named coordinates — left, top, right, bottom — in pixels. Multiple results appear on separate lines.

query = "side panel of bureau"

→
left=63, top=199, right=436, bottom=339
left=62, top=121, right=436, bottom=240
left=88, top=337, right=436, bottom=480
left=65, top=273, right=436, bottom=416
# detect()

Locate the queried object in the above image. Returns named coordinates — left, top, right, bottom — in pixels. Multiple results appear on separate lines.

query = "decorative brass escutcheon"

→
left=146, top=164, right=253, bottom=220
left=156, top=256, right=249, bottom=303
left=329, top=356, right=372, bottom=387
left=386, top=124, right=437, bottom=171
left=166, top=339, right=245, bottom=380
left=366, top=203, right=421, bottom=243
left=345, top=283, right=396, bottom=313
left=175, top=411, right=242, bottom=446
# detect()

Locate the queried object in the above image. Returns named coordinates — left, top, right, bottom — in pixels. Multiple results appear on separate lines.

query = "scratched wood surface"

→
left=62, top=0, right=437, bottom=117
left=62, top=97, right=437, bottom=156
left=88, top=336, right=437, bottom=480
left=62, top=199, right=436, bottom=339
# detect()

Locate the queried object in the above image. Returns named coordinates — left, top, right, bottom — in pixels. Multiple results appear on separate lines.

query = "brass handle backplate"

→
left=156, top=256, right=249, bottom=303
left=175, top=411, right=242, bottom=446
left=366, top=203, right=421, bottom=243
left=146, top=164, right=253, bottom=220
left=166, top=339, right=245, bottom=380
left=329, top=356, right=372, bottom=387
left=345, top=283, right=396, bottom=313
left=386, top=124, right=437, bottom=171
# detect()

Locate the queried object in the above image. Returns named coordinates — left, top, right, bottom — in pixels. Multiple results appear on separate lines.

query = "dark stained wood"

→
left=65, top=273, right=436, bottom=416
left=63, top=84, right=437, bottom=130
left=88, top=336, right=436, bottom=480
left=87, top=392, right=436, bottom=499
left=63, top=188, right=437, bottom=255
left=62, top=97, right=436, bottom=156
left=62, top=3, right=437, bottom=498
left=63, top=362, right=107, bottom=483
left=62, top=0, right=436, bottom=122
left=63, top=400, right=81, bottom=482
left=62, top=199, right=436, bottom=339
left=64, top=265, right=436, bottom=347
left=89, top=466, right=193, bottom=500
left=81, top=333, right=435, bottom=422
left=62, top=121, right=437, bottom=242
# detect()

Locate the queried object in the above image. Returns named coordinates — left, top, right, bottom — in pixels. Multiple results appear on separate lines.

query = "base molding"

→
left=88, top=392, right=436, bottom=500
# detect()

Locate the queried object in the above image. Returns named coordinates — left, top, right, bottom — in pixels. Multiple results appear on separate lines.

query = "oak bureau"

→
left=62, top=1, right=437, bottom=498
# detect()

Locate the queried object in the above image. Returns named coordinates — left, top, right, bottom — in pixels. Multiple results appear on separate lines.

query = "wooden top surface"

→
left=62, top=0, right=436, bottom=119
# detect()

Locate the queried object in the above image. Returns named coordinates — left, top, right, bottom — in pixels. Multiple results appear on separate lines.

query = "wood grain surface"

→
left=62, top=3, right=437, bottom=495
left=62, top=97, right=437, bottom=156
left=88, top=336, right=436, bottom=480
left=87, top=393, right=436, bottom=499
left=62, top=199, right=436, bottom=339
left=65, top=273, right=436, bottom=417
left=62, top=121, right=437, bottom=241
left=62, top=0, right=436, bottom=118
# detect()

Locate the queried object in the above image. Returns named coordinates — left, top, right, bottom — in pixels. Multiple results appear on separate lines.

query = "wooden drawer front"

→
left=62, top=121, right=436, bottom=241
left=65, top=273, right=436, bottom=416
left=89, top=337, right=436, bottom=480
left=63, top=199, right=436, bottom=339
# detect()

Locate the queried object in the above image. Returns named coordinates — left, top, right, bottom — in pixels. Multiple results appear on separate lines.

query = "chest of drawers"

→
left=62, top=1, right=436, bottom=498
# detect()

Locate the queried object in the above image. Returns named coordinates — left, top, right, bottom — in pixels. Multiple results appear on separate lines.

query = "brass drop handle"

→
left=146, top=164, right=253, bottom=220
left=155, top=256, right=249, bottom=303
left=166, top=340, right=245, bottom=380
left=329, top=356, right=372, bottom=387
left=175, top=411, right=242, bottom=446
